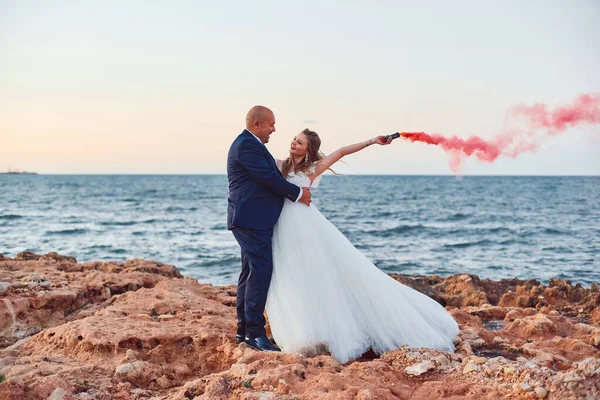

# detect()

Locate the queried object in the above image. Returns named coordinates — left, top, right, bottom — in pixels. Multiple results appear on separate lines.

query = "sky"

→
left=1, top=0, right=599, bottom=175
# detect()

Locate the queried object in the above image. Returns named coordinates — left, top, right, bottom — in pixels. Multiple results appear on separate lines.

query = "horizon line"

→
left=2, top=173, right=599, bottom=177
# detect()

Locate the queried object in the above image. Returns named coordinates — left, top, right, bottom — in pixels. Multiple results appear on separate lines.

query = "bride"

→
left=266, top=129, right=459, bottom=363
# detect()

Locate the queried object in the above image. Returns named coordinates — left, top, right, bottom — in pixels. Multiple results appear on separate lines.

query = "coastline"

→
left=0, top=252, right=598, bottom=399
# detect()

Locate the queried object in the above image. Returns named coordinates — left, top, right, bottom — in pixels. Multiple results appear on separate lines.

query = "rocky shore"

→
left=0, top=252, right=598, bottom=399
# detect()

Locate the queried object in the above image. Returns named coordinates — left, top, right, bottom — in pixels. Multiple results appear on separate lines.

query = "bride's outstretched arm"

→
left=312, top=135, right=392, bottom=178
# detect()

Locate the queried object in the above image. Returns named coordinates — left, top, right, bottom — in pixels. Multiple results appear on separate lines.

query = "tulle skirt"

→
left=266, top=200, right=459, bottom=363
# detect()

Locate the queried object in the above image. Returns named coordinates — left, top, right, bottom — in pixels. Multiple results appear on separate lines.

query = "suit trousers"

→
left=231, top=227, right=274, bottom=339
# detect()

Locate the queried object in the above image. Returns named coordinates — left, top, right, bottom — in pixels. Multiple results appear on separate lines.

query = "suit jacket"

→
left=227, top=130, right=301, bottom=230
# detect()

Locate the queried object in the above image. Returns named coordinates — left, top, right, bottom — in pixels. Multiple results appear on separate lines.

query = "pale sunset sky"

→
left=1, top=1, right=599, bottom=175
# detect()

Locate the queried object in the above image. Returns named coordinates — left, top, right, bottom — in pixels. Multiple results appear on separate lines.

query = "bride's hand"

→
left=372, top=135, right=393, bottom=146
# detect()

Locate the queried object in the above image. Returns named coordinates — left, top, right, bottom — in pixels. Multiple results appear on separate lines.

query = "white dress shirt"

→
left=247, top=129, right=303, bottom=203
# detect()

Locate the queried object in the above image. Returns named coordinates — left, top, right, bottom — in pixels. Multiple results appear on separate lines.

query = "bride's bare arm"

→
left=312, top=135, right=392, bottom=178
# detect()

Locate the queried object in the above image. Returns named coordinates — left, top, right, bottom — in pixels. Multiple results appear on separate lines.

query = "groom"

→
left=227, top=106, right=311, bottom=351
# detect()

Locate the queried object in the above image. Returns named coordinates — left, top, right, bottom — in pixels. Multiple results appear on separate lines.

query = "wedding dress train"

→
left=266, top=168, right=459, bottom=363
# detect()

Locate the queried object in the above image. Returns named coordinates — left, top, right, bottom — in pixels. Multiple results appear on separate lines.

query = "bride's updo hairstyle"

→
left=282, top=129, right=327, bottom=178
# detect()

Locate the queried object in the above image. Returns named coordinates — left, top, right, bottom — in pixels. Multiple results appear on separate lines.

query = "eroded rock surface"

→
left=0, top=254, right=598, bottom=399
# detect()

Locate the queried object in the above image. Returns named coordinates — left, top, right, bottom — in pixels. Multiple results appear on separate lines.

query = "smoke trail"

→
left=511, top=93, right=600, bottom=133
left=400, top=93, right=600, bottom=173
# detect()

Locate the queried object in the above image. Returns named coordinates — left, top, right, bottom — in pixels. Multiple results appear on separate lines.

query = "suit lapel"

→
left=242, top=129, right=280, bottom=173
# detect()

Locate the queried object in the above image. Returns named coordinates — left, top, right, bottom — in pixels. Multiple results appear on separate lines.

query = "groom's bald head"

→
left=246, top=106, right=276, bottom=143
left=246, top=106, right=272, bottom=128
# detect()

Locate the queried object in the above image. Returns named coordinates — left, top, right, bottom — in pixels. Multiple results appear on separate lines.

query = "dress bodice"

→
left=284, top=165, right=321, bottom=188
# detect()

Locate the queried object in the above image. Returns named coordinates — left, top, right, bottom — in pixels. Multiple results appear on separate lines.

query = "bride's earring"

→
left=304, top=154, right=309, bottom=163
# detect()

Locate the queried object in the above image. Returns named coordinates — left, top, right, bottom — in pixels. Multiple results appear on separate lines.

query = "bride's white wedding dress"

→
left=266, top=167, right=459, bottom=363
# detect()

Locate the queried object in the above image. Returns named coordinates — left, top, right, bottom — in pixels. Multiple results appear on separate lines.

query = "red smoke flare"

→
left=399, top=93, right=600, bottom=173
left=400, top=132, right=501, bottom=162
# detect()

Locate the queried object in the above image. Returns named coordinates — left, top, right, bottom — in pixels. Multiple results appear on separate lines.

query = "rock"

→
left=115, top=361, right=162, bottom=386
left=11, top=281, right=27, bottom=289
left=487, top=361, right=500, bottom=371
left=405, top=361, right=435, bottom=376
left=521, top=382, right=533, bottom=391
left=492, top=336, right=508, bottom=345
left=2, top=255, right=600, bottom=399
left=534, top=386, right=548, bottom=398
left=15, top=251, right=41, bottom=261
left=463, top=361, right=480, bottom=374
left=432, top=354, right=449, bottom=366
left=0, top=282, right=9, bottom=295
left=123, top=349, right=139, bottom=362
left=156, top=375, right=172, bottom=389
left=470, top=356, right=487, bottom=365
left=0, top=253, right=182, bottom=348
left=48, top=387, right=69, bottom=400
left=503, top=313, right=557, bottom=339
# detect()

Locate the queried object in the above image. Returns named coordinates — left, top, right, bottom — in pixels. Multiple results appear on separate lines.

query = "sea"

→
left=1, top=175, right=598, bottom=286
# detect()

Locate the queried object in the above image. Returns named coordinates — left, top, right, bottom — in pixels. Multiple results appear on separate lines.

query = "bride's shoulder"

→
left=297, top=163, right=317, bottom=179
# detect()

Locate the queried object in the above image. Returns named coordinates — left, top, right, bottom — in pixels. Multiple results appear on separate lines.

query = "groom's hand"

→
left=299, top=187, right=312, bottom=206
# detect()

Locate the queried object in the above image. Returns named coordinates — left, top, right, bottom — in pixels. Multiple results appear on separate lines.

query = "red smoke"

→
left=400, top=132, right=501, bottom=162
left=400, top=93, right=600, bottom=173
left=511, top=93, right=600, bottom=133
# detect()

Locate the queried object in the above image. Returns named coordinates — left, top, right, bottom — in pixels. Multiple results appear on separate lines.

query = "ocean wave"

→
left=542, top=227, right=567, bottom=235
left=498, top=239, right=520, bottom=246
left=188, top=256, right=240, bottom=268
left=441, top=239, right=494, bottom=249
left=85, top=244, right=127, bottom=254
left=46, top=228, right=89, bottom=235
left=135, top=189, right=159, bottom=195
left=165, top=206, right=185, bottom=212
left=518, top=227, right=568, bottom=237
left=541, top=246, right=574, bottom=253
left=446, top=212, right=469, bottom=221
left=0, top=214, right=24, bottom=220
left=363, top=225, right=427, bottom=237
left=165, top=206, right=200, bottom=212
left=139, top=218, right=185, bottom=224
left=485, top=227, right=513, bottom=234
left=99, top=221, right=137, bottom=226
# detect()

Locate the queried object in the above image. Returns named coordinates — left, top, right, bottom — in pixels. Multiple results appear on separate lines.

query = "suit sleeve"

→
left=237, top=141, right=302, bottom=201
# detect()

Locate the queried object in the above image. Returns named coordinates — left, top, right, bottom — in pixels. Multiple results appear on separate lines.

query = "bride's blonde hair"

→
left=282, top=129, right=336, bottom=178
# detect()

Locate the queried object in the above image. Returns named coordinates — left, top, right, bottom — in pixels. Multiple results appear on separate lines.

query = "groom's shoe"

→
left=236, top=332, right=277, bottom=346
left=245, top=336, right=281, bottom=352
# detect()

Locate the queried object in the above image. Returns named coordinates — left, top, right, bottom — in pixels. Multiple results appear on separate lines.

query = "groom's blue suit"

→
left=227, top=130, right=301, bottom=339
